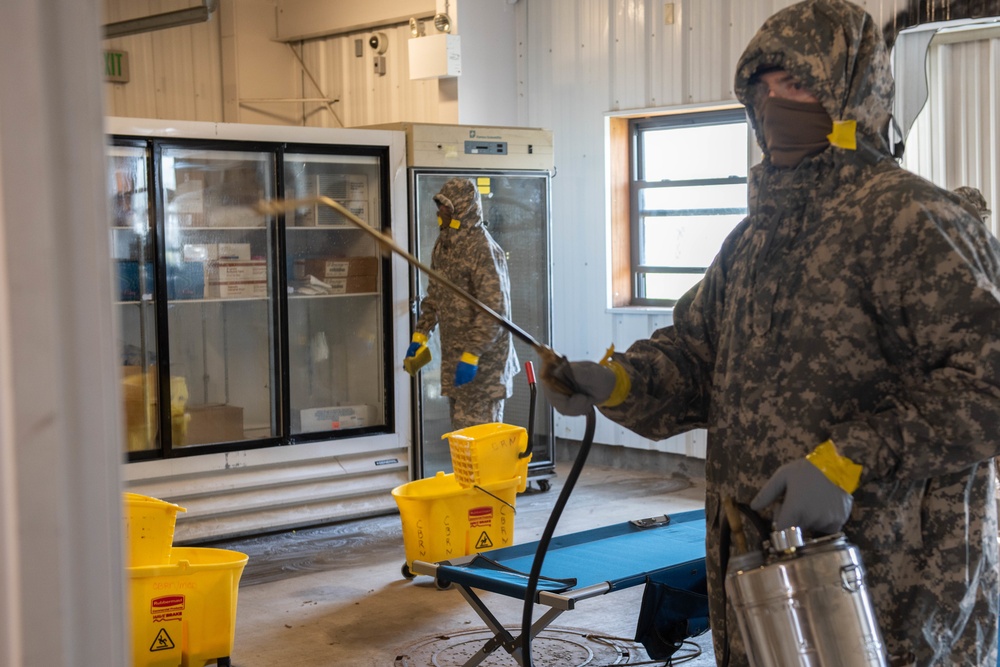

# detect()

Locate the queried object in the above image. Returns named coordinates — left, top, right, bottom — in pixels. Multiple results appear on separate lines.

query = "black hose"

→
left=520, top=406, right=597, bottom=667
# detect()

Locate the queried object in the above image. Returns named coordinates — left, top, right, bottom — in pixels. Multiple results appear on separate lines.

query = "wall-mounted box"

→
left=408, top=34, right=461, bottom=80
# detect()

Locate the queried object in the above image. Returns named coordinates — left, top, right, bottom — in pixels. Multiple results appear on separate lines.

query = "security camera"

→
left=368, top=32, right=388, bottom=54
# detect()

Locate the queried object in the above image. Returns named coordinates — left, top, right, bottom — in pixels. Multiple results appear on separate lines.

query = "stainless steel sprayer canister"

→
left=726, top=526, right=888, bottom=667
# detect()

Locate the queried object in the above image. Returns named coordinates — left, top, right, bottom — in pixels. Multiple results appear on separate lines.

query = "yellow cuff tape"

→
left=598, top=344, right=631, bottom=408
left=449, top=219, right=462, bottom=229
left=460, top=351, right=479, bottom=365
left=412, top=332, right=428, bottom=344
left=807, top=440, right=862, bottom=494
left=827, top=120, right=857, bottom=151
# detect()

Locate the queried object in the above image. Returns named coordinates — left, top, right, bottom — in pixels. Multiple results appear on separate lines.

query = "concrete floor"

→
left=208, top=457, right=712, bottom=667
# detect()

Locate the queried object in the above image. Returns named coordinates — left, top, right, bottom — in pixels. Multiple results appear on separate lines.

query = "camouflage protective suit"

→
left=415, top=178, right=519, bottom=423
left=953, top=185, right=992, bottom=224
left=599, top=1, right=1000, bottom=664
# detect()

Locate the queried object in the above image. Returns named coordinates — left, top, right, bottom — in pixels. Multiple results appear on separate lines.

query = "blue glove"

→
left=454, top=352, right=479, bottom=386
left=751, top=442, right=861, bottom=535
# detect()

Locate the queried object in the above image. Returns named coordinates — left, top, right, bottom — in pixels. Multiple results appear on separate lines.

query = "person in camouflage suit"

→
left=542, top=1, right=1000, bottom=664
left=404, top=177, right=519, bottom=428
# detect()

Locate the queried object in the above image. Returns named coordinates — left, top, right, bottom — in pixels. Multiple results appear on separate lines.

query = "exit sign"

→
left=104, top=50, right=129, bottom=83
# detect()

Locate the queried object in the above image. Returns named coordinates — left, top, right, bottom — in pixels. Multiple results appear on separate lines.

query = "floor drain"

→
left=394, top=625, right=642, bottom=666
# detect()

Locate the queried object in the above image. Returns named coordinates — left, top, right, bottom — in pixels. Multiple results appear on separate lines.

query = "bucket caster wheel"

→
left=401, top=562, right=416, bottom=579
left=216, top=659, right=231, bottom=667
left=536, top=479, right=551, bottom=493
left=435, top=578, right=452, bottom=591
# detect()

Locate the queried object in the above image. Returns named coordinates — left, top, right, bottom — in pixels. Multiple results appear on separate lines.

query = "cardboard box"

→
left=204, top=260, right=267, bottom=283
left=205, top=281, right=267, bottom=299
left=301, top=256, right=378, bottom=280
left=299, top=405, right=370, bottom=433
left=181, top=403, right=244, bottom=446
left=327, top=275, right=378, bottom=294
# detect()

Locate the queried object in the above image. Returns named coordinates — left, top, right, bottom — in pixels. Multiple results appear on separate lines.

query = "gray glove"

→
left=540, top=360, right=617, bottom=416
left=750, top=458, right=853, bottom=535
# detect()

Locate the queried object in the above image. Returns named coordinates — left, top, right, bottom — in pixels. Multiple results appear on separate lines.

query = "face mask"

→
left=760, top=97, right=832, bottom=168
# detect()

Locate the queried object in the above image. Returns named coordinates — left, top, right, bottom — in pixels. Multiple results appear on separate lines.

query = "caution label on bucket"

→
left=468, top=506, right=493, bottom=527
left=476, top=532, right=494, bottom=549
left=150, top=628, right=176, bottom=652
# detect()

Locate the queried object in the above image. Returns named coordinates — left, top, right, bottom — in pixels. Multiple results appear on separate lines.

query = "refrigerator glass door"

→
left=411, top=171, right=553, bottom=477
left=110, top=143, right=160, bottom=453
left=282, top=152, right=387, bottom=435
left=159, top=146, right=277, bottom=447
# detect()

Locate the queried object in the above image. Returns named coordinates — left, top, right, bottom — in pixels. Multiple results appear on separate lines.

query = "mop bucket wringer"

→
left=445, top=422, right=532, bottom=489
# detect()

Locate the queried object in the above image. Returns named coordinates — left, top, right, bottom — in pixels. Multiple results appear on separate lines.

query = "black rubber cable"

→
left=520, top=406, right=597, bottom=667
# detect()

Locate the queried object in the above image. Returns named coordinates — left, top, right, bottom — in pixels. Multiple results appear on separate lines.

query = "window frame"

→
left=607, top=103, right=752, bottom=309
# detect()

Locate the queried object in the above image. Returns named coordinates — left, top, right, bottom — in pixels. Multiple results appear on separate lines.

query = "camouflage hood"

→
left=734, top=0, right=895, bottom=163
left=433, top=177, right=483, bottom=230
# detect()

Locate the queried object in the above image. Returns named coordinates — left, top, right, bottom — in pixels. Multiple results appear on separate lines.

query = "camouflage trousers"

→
left=448, top=395, right=505, bottom=430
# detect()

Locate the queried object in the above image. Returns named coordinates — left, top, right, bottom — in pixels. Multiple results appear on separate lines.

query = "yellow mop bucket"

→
left=123, top=492, right=187, bottom=567
left=392, top=471, right=519, bottom=577
left=444, top=422, right=531, bottom=490
left=127, top=546, right=248, bottom=667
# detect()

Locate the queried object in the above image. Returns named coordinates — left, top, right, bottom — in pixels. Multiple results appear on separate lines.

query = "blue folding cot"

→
left=411, top=509, right=707, bottom=666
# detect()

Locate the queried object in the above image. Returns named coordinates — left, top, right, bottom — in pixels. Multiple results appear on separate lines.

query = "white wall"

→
left=455, top=0, right=519, bottom=126
left=901, top=28, right=1000, bottom=233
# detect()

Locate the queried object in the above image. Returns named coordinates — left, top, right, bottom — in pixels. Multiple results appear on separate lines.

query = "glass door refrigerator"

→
left=393, top=123, right=556, bottom=488
left=107, top=118, right=410, bottom=541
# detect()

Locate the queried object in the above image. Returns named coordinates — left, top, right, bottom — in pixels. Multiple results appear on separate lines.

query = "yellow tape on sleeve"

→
left=807, top=440, right=862, bottom=494
left=598, top=344, right=631, bottom=408
left=412, top=332, right=428, bottom=344
left=460, top=351, right=479, bottom=365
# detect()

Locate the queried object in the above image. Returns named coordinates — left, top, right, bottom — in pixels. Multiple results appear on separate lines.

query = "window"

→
left=628, top=108, right=750, bottom=307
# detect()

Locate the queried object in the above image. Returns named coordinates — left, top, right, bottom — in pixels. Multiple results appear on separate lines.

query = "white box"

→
left=206, top=281, right=267, bottom=299
left=299, top=405, right=370, bottom=432
left=218, top=243, right=251, bottom=260
left=312, top=174, right=369, bottom=225
left=182, top=243, right=218, bottom=262
left=205, top=260, right=267, bottom=283
left=408, top=34, right=461, bottom=80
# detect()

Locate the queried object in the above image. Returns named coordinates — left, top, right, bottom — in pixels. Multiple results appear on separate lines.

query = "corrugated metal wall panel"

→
left=297, top=24, right=449, bottom=128
left=103, top=0, right=223, bottom=121
left=609, top=0, right=646, bottom=110
left=902, top=30, right=999, bottom=237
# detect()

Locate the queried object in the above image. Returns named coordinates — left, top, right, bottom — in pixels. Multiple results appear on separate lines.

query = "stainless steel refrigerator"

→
left=392, top=123, right=556, bottom=487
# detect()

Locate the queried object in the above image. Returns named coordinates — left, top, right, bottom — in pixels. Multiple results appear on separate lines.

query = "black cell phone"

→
left=630, top=514, right=671, bottom=529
